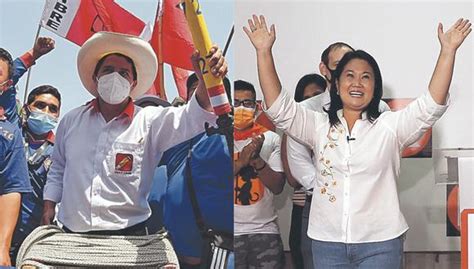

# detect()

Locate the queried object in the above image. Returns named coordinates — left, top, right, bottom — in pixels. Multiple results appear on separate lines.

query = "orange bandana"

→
left=234, top=122, right=268, bottom=141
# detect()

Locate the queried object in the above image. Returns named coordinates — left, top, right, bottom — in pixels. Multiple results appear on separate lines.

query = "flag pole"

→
left=223, top=25, right=233, bottom=57
left=23, top=23, right=42, bottom=105
left=156, top=0, right=166, bottom=100
left=184, top=0, right=233, bottom=151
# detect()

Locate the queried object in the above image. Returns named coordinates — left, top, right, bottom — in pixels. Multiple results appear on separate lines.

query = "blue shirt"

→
left=146, top=166, right=167, bottom=232
left=10, top=137, right=54, bottom=263
left=0, top=119, right=30, bottom=194
left=150, top=132, right=233, bottom=258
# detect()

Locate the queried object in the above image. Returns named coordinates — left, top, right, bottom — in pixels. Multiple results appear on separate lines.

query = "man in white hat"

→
left=41, top=32, right=226, bottom=235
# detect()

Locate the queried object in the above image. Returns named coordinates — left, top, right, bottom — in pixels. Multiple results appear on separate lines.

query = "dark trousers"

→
left=302, top=195, right=314, bottom=269
left=289, top=204, right=304, bottom=269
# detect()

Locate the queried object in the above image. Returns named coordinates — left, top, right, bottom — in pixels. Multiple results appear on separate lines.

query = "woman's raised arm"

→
left=429, top=18, right=471, bottom=104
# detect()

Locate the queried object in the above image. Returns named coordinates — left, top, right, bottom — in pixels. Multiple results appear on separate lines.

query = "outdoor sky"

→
left=0, top=0, right=234, bottom=117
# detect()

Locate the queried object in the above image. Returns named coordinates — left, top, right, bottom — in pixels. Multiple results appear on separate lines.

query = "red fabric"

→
left=45, top=131, right=56, bottom=143
left=19, top=52, right=35, bottom=68
left=214, top=104, right=232, bottom=116
left=161, top=0, right=195, bottom=70
left=26, top=130, right=55, bottom=144
left=255, top=113, right=276, bottom=132
left=66, top=0, right=145, bottom=46
left=145, top=65, right=164, bottom=99
left=255, top=101, right=276, bottom=132
left=120, top=98, right=136, bottom=120
left=149, top=0, right=196, bottom=100
left=208, top=84, right=225, bottom=97
left=171, top=66, right=189, bottom=100
left=234, top=123, right=269, bottom=141
left=148, top=4, right=166, bottom=100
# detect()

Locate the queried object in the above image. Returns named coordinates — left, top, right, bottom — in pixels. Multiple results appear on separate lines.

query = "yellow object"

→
left=184, top=0, right=231, bottom=115
left=184, top=0, right=220, bottom=88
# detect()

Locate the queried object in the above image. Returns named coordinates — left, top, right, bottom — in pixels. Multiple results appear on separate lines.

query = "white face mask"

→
left=97, top=72, right=131, bottom=105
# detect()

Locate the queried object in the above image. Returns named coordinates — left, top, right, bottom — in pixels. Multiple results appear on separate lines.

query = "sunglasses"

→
left=233, top=99, right=256, bottom=108
left=32, top=101, right=59, bottom=114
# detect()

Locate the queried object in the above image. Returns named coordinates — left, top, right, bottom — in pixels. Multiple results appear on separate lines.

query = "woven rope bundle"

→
left=16, top=225, right=179, bottom=268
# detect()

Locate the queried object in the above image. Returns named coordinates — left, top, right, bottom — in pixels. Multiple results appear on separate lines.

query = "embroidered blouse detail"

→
left=318, top=125, right=343, bottom=202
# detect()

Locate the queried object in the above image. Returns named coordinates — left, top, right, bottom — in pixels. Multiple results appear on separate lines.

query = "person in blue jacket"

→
left=140, top=75, right=233, bottom=269
left=0, top=37, right=55, bottom=127
left=9, top=85, right=61, bottom=265
left=0, top=115, right=31, bottom=266
left=0, top=39, right=57, bottom=266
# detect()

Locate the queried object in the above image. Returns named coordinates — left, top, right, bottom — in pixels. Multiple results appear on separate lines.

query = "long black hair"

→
left=325, top=50, right=383, bottom=127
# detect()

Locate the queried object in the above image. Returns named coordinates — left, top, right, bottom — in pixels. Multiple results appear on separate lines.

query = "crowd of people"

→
left=0, top=31, right=232, bottom=268
left=0, top=10, right=471, bottom=269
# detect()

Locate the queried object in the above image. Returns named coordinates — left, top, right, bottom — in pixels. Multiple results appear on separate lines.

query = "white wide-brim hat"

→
left=77, top=32, right=158, bottom=99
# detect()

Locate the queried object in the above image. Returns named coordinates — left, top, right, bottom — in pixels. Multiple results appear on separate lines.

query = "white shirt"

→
left=234, top=131, right=283, bottom=236
left=44, top=94, right=216, bottom=232
left=286, top=90, right=390, bottom=192
left=286, top=91, right=330, bottom=191
left=265, top=90, right=448, bottom=243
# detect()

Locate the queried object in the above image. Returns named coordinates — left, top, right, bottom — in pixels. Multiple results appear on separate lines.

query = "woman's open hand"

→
left=243, top=15, right=276, bottom=52
left=438, top=18, right=471, bottom=52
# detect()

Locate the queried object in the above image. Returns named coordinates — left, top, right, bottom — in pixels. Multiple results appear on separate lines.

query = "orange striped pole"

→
left=183, top=0, right=232, bottom=115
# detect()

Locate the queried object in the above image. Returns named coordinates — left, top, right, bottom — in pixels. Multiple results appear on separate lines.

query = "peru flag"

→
left=40, top=0, right=145, bottom=46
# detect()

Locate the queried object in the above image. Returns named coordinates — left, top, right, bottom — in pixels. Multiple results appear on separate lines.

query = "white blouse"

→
left=264, top=90, right=448, bottom=243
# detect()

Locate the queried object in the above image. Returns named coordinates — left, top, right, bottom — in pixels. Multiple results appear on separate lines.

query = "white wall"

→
left=235, top=0, right=473, bottom=251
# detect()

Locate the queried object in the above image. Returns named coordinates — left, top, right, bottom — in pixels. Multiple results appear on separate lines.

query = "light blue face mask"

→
left=27, top=110, right=58, bottom=135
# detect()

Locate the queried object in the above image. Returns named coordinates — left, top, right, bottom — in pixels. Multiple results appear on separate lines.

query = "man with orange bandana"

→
left=233, top=79, right=285, bottom=269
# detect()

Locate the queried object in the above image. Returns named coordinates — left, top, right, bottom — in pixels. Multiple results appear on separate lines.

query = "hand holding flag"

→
left=184, top=0, right=231, bottom=116
left=32, top=37, right=55, bottom=60
left=184, top=0, right=232, bottom=152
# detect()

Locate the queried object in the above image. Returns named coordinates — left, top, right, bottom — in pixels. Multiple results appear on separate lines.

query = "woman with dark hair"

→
left=243, top=14, right=471, bottom=268
left=294, top=73, right=327, bottom=103
left=324, top=50, right=383, bottom=126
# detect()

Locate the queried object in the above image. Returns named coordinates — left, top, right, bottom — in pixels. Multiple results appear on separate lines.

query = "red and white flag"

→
left=41, top=0, right=145, bottom=46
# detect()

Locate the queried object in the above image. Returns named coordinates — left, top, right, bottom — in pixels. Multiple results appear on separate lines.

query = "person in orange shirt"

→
left=233, top=79, right=286, bottom=269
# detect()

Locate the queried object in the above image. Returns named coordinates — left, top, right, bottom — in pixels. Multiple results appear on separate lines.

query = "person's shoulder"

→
left=378, top=99, right=391, bottom=112
left=64, top=100, right=99, bottom=118
left=263, top=130, right=280, bottom=145
left=300, top=91, right=328, bottom=111
left=0, top=119, right=20, bottom=143
left=192, top=133, right=227, bottom=157
left=135, top=104, right=176, bottom=119
left=0, top=118, right=17, bottom=129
